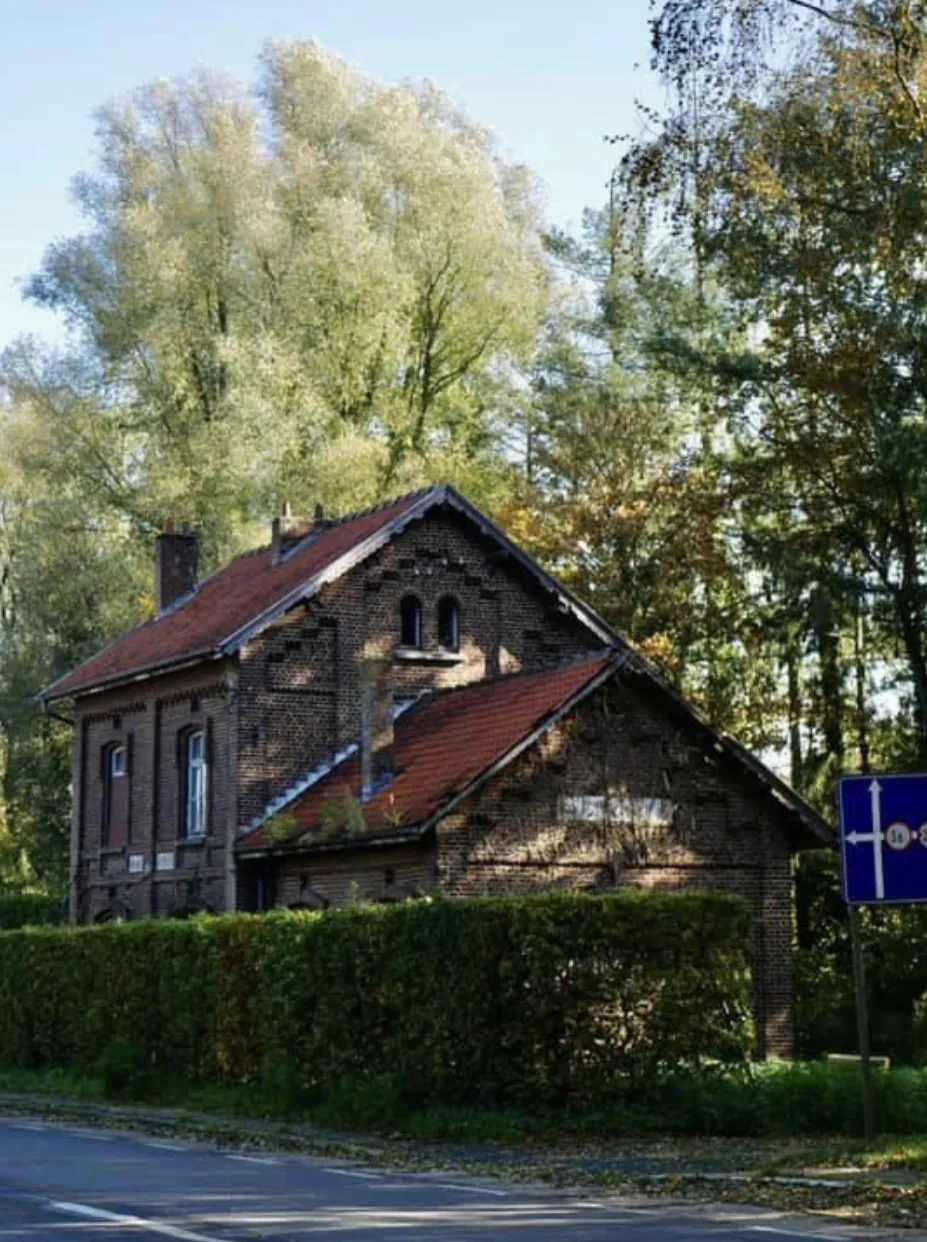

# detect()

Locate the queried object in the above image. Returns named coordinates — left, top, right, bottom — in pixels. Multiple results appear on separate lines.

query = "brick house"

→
left=41, top=484, right=830, bottom=1056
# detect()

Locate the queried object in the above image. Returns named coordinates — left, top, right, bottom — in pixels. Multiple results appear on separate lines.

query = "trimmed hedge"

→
left=0, top=893, right=63, bottom=930
left=0, top=890, right=752, bottom=1107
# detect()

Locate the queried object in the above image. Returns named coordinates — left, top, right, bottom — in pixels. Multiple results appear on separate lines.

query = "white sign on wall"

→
left=559, top=793, right=674, bottom=828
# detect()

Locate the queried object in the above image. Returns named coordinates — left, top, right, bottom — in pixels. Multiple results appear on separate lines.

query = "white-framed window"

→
left=110, top=746, right=126, bottom=778
left=184, top=729, right=207, bottom=838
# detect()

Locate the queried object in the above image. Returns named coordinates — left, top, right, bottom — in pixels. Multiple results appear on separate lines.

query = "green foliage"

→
left=0, top=893, right=63, bottom=929
left=794, top=851, right=927, bottom=1064
left=97, top=1039, right=158, bottom=1103
left=0, top=891, right=752, bottom=1107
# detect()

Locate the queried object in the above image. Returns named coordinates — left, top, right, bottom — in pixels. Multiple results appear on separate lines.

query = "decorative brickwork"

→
left=235, top=509, right=600, bottom=827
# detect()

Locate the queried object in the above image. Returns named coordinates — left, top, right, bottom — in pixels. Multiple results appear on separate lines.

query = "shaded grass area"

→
left=4, top=1060, right=927, bottom=1156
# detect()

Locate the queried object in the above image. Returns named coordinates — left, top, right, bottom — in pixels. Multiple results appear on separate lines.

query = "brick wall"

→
left=236, top=507, right=601, bottom=828
left=267, top=841, right=436, bottom=909
left=72, top=660, right=238, bottom=923
left=434, top=671, right=797, bottom=1058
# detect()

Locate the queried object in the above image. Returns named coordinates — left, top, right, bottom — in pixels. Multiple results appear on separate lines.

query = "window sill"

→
left=99, top=846, right=125, bottom=858
left=394, top=647, right=466, bottom=666
left=178, top=834, right=207, bottom=846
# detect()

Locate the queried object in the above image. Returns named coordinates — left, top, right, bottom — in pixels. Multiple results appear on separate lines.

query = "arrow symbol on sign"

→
left=847, top=829, right=882, bottom=846
left=844, top=781, right=885, bottom=900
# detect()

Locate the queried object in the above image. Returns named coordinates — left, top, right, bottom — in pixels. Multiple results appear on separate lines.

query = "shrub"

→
left=0, top=890, right=752, bottom=1108
left=98, top=1039, right=158, bottom=1102
left=0, top=893, right=63, bottom=930
left=795, top=850, right=927, bottom=1063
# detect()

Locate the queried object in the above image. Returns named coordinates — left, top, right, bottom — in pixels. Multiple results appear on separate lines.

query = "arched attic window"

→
left=400, top=595, right=422, bottom=648
left=437, top=596, right=460, bottom=653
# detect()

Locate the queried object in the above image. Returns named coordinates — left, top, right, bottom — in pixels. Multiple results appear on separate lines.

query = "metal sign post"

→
left=846, top=904, right=876, bottom=1141
left=837, top=773, right=927, bottom=1141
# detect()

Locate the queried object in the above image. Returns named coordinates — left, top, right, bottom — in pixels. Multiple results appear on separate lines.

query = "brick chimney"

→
left=271, top=502, right=331, bottom=564
left=154, top=520, right=199, bottom=612
left=360, top=657, right=395, bottom=802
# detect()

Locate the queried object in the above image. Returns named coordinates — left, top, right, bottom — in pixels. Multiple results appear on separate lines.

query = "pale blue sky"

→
left=0, top=0, right=663, bottom=351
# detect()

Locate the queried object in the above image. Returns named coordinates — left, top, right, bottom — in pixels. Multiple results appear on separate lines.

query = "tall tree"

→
left=624, top=2, right=927, bottom=770
left=8, top=43, right=547, bottom=558
left=0, top=42, right=550, bottom=887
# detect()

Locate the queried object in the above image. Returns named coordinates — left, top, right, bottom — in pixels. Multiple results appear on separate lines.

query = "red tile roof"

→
left=43, top=492, right=426, bottom=700
left=238, top=653, right=613, bottom=851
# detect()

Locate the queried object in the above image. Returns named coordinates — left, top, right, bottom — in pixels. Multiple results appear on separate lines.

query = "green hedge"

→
left=0, top=893, right=63, bottom=930
left=0, top=890, right=752, bottom=1107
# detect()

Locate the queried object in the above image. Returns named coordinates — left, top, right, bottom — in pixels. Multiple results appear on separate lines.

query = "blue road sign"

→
left=838, top=773, right=927, bottom=905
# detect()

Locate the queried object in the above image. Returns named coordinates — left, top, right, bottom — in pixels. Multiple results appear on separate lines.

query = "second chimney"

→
left=155, top=521, right=199, bottom=612
left=360, top=657, right=395, bottom=802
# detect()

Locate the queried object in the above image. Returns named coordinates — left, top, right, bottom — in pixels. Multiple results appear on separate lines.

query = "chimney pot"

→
left=155, top=522, right=199, bottom=611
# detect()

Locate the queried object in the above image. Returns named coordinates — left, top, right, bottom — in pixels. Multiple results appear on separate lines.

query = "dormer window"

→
left=437, top=596, right=460, bottom=653
left=400, top=595, right=422, bottom=648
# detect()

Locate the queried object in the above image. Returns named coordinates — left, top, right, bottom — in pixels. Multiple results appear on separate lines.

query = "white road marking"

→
left=67, top=1130, right=113, bottom=1142
left=749, top=1227, right=846, bottom=1241
left=139, top=1139, right=190, bottom=1152
left=430, top=1180, right=510, bottom=1197
left=327, top=1168, right=383, bottom=1180
left=49, top=1200, right=223, bottom=1242
left=227, top=1153, right=280, bottom=1165
left=9, top=1123, right=45, bottom=1132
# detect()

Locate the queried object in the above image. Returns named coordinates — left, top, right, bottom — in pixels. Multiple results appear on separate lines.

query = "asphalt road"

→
left=0, top=1115, right=914, bottom=1241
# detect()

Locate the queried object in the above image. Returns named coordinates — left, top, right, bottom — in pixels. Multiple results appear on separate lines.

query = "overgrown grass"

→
left=5, top=1059, right=927, bottom=1147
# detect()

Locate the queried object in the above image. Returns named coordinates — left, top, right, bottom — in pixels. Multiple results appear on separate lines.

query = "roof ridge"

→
left=327, top=485, right=438, bottom=529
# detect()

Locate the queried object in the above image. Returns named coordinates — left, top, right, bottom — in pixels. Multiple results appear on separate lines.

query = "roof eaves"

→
left=39, top=647, right=224, bottom=704
left=236, top=823, right=425, bottom=860
left=218, top=486, right=446, bottom=655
